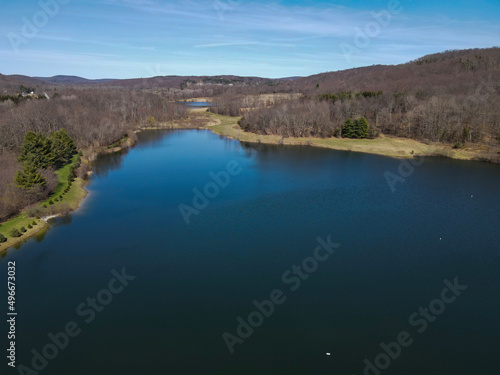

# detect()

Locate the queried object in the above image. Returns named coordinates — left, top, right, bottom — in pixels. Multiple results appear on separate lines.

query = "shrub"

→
left=32, top=221, right=37, bottom=226
left=68, top=160, right=79, bottom=182
left=49, top=200, right=54, bottom=205
left=27, top=208, right=40, bottom=218
left=20, top=226, right=27, bottom=233
left=28, top=224, right=33, bottom=229
left=10, top=229, right=21, bottom=237
left=147, top=116, right=157, bottom=126
left=453, top=142, right=463, bottom=149
left=36, top=214, right=40, bottom=219
left=0, top=234, right=6, bottom=243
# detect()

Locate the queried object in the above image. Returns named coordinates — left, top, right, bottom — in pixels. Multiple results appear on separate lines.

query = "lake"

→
left=2, top=129, right=500, bottom=375
left=177, top=101, right=211, bottom=107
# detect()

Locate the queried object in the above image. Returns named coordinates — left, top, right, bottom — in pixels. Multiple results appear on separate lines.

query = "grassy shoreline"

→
left=0, top=156, right=88, bottom=254
left=205, top=112, right=490, bottom=161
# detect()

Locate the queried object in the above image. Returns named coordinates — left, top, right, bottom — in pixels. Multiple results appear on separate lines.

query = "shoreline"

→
left=0, top=179, right=88, bottom=254
left=204, top=112, right=498, bottom=162
left=0, top=160, right=89, bottom=254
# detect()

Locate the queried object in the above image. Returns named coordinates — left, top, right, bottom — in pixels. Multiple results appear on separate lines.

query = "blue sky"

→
left=0, top=0, right=499, bottom=79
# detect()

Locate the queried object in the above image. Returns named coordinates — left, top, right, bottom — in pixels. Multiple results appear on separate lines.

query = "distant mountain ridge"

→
left=34, top=75, right=116, bottom=85
left=1, top=47, right=499, bottom=94
left=0, top=73, right=282, bottom=91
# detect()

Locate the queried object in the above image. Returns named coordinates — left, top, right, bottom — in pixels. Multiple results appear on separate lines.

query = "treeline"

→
left=0, top=94, right=47, bottom=105
left=237, top=100, right=373, bottom=139
left=210, top=92, right=302, bottom=117
left=0, top=88, right=187, bottom=153
left=216, top=89, right=500, bottom=147
left=317, top=91, right=383, bottom=102
left=239, top=100, right=335, bottom=138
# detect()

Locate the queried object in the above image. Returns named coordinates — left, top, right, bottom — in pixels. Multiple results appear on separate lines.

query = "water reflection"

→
left=93, top=149, right=129, bottom=177
left=49, top=214, right=73, bottom=227
left=136, top=129, right=173, bottom=147
left=34, top=224, right=50, bottom=242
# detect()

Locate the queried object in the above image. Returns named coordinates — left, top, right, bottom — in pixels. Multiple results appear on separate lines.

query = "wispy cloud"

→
left=0, top=49, right=121, bottom=64
left=0, top=0, right=498, bottom=78
left=194, top=41, right=295, bottom=49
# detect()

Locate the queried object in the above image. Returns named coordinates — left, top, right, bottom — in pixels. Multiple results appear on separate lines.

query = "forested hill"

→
left=34, top=76, right=115, bottom=85
left=2, top=47, right=499, bottom=96
left=0, top=74, right=47, bottom=92
left=293, top=48, right=500, bottom=95
left=0, top=74, right=280, bottom=92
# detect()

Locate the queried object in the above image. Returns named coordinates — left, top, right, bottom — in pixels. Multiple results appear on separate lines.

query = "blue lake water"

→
left=177, top=101, right=211, bottom=107
left=2, top=129, right=500, bottom=375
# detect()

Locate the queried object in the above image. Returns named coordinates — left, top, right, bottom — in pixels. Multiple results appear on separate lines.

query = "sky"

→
left=0, top=0, right=499, bottom=79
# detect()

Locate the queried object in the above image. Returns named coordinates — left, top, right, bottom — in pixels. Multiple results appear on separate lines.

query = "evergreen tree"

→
left=49, top=129, right=76, bottom=167
left=18, top=131, right=53, bottom=169
left=342, top=117, right=372, bottom=139
left=354, top=117, right=369, bottom=138
left=0, top=234, right=6, bottom=243
left=15, top=162, right=46, bottom=189
left=342, top=119, right=356, bottom=138
left=367, top=124, right=377, bottom=139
